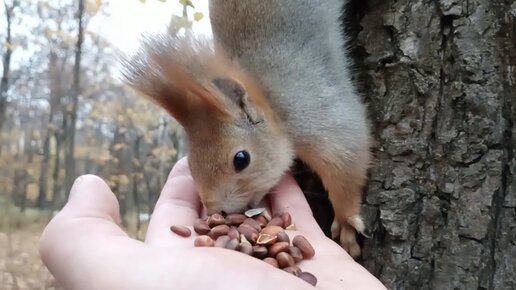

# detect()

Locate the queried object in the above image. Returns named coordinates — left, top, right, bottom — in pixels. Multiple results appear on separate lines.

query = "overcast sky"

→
left=93, top=0, right=212, bottom=54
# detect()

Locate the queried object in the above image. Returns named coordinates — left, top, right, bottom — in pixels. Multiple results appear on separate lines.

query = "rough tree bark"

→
left=341, top=1, right=514, bottom=289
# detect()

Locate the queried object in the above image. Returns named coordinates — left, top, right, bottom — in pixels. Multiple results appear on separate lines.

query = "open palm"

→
left=39, top=158, right=385, bottom=290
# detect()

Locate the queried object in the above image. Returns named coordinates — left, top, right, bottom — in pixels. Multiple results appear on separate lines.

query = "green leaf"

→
left=179, top=0, right=194, bottom=8
left=193, top=12, right=203, bottom=22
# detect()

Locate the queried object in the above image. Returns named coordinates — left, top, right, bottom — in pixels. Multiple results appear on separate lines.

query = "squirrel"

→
left=122, top=0, right=371, bottom=258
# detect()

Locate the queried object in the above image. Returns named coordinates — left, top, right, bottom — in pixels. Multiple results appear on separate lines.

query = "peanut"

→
left=225, top=214, right=247, bottom=226
left=283, top=266, right=301, bottom=276
left=239, top=241, right=253, bottom=255
left=268, top=242, right=290, bottom=257
left=255, top=215, right=268, bottom=227
left=243, top=218, right=262, bottom=232
left=263, top=257, right=279, bottom=268
left=183, top=209, right=317, bottom=286
left=169, top=225, right=191, bottom=237
left=227, top=227, right=240, bottom=240
left=256, top=233, right=277, bottom=245
left=260, top=225, right=284, bottom=237
left=194, top=235, right=214, bottom=247
left=276, top=231, right=290, bottom=243
left=292, top=235, right=315, bottom=259
left=225, top=238, right=239, bottom=250
left=252, top=245, right=268, bottom=259
left=280, top=212, right=292, bottom=228
left=214, top=235, right=230, bottom=248
left=298, top=272, right=317, bottom=286
left=288, top=246, right=304, bottom=263
left=209, top=224, right=230, bottom=239
left=237, top=224, right=259, bottom=243
left=207, top=213, right=225, bottom=227
left=267, top=216, right=284, bottom=227
left=193, top=219, right=210, bottom=235
left=276, top=252, right=296, bottom=269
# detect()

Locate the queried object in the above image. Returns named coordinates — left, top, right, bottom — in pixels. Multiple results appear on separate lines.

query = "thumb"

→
left=66, top=174, right=122, bottom=224
left=39, top=175, right=134, bottom=288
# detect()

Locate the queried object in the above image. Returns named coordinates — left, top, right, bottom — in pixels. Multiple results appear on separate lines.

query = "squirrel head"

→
left=122, top=33, right=294, bottom=214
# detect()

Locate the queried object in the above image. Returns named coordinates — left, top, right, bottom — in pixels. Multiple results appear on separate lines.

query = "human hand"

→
left=39, top=157, right=385, bottom=290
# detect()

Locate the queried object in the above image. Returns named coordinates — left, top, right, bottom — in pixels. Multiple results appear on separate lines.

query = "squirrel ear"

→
left=212, top=77, right=263, bottom=124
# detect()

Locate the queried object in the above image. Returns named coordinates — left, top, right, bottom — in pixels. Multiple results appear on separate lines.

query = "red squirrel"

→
left=123, top=0, right=371, bottom=258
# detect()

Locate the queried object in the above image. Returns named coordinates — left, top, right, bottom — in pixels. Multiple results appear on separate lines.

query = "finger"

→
left=268, top=172, right=324, bottom=236
left=39, top=175, right=142, bottom=287
left=145, top=157, right=202, bottom=246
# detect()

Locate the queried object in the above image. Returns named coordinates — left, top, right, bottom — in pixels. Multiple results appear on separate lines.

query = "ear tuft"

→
left=120, top=33, right=230, bottom=125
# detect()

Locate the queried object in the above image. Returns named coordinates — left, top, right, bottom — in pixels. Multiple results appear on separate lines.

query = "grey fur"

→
left=209, top=0, right=370, bottom=159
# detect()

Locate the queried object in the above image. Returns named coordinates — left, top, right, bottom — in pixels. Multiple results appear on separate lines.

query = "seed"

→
left=239, top=241, right=253, bottom=255
left=237, top=224, right=259, bottom=243
left=214, top=235, right=230, bottom=248
left=285, top=223, right=296, bottom=230
left=194, top=235, right=214, bottom=247
left=210, top=224, right=230, bottom=239
left=292, top=235, right=315, bottom=259
left=262, top=209, right=272, bottom=221
left=244, top=208, right=265, bottom=217
left=256, top=233, right=277, bottom=245
left=276, top=231, right=290, bottom=243
left=225, top=214, right=247, bottom=226
left=243, top=218, right=262, bottom=232
left=263, top=257, right=279, bottom=268
left=207, top=213, right=225, bottom=227
left=268, top=242, right=290, bottom=257
left=228, top=227, right=240, bottom=240
left=288, top=246, right=303, bottom=263
left=261, top=225, right=284, bottom=237
left=169, top=225, right=191, bottom=237
left=255, top=215, right=268, bottom=227
left=283, top=266, right=301, bottom=276
left=276, top=252, right=295, bottom=268
left=225, top=238, right=239, bottom=250
left=267, top=217, right=284, bottom=227
left=252, top=245, right=268, bottom=259
left=193, top=219, right=211, bottom=235
left=280, top=212, right=292, bottom=228
left=298, top=272, right=317, bottom=286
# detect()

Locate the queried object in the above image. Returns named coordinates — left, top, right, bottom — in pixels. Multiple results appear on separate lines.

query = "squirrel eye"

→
left=233, top=150, right=250, bottom=172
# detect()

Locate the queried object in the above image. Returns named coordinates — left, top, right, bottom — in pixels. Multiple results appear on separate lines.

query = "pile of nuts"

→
left=169, top=208, right=317, bottom=286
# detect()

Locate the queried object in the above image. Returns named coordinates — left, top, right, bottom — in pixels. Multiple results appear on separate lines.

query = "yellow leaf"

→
left=179, top=0, right=193, bottom=7
left=3, top=42, right=17, bottom=50
left=151, top=147, right=162, bottom=157
left=193, top=12, right=203, bottom=22
left=112, top=143, right=127, bottom=151
left=118, top=175, right=130, bottom=186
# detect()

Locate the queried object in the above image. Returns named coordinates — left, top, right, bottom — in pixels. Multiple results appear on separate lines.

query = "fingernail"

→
left=68, top=176, right=84, bottom=200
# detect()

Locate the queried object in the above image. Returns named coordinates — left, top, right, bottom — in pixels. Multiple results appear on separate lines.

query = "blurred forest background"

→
left=0, top=0, right=202, bottom=288
left=1, top=0, right=515, bottom=289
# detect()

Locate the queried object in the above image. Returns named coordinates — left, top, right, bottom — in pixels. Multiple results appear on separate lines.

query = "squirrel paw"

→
left=331, top=215, right=365, bottom=259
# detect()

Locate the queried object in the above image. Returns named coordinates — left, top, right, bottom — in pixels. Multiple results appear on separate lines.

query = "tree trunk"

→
left=64, top=0, right=84, bottom=193
left=341, top=1, right=515, bottom=289
left=37, top=131, right=50, bottom=209
left=51, top=121, right=64, bottom=210
left=0, top=0, right=16, bottom=130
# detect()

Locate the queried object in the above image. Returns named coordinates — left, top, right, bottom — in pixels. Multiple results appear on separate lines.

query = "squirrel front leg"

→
left=297, top=142, right=370, bottom=258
